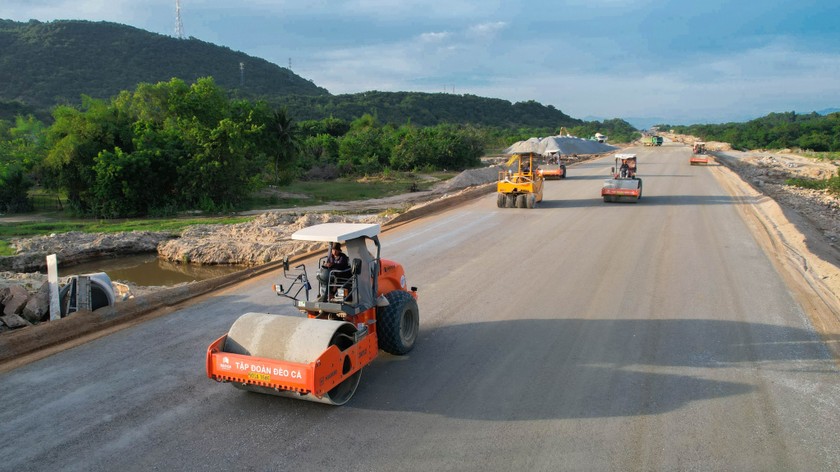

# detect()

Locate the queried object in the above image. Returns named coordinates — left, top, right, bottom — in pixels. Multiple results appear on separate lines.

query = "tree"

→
left=44, top=98, right=133, bottom=212
left=390, top=124, right=483, bottom=171
left=338, top=115, right=394, bottom=175
left=0, top=115, right=47, bottom=212
left=0, top=163, right=33, bottom=212
left=266, top=108, right=300, bottom=185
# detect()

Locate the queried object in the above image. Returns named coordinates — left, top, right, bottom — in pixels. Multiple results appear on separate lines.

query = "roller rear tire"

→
left=377, top=291, right=420, bottom=355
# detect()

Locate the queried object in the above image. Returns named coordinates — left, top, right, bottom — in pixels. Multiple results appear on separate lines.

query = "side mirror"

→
left=282, top=256, right=289, bottom=271
left=611, top=167, right=615, bottom=174
left=351, top=258, right=362, bottom=275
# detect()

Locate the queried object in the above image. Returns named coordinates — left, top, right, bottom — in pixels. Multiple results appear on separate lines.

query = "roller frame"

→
left=601, top=187, right=641, bottom=198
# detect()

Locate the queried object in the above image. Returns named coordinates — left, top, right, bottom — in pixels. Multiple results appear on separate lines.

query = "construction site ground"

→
left=3, top=144, right=840, bottom=361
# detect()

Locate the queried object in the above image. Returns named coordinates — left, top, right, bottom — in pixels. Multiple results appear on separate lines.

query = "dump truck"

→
left=601, top=153, right=643, bottom=203
left=690, top=142, right=709, bottom=165
left=642, top=136, right=657, bottom=146
left=206, top=223, right=419, bottom=405
left=497, top=152, right=544, bottom=208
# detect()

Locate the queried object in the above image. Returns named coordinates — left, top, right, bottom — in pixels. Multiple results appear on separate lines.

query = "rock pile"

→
left=0, top=273, right=51, bottom=332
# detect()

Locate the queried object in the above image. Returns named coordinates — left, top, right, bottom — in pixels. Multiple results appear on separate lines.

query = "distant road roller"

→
left=497, top=152, right=544, bottom=208
left=602, top=153, right=643, bottom=203
left=690, top=142, right=709, bottom=165
left=206, top=223, right=419, bottom=405
left=537, top=160, right=566, bottom=180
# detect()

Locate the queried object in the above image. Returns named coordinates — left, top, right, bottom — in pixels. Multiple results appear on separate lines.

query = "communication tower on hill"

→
left=175, top=0, right=185, bottom=39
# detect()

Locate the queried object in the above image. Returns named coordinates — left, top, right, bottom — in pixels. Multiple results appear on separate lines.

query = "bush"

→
left=786, top=169, right=840, bottom=196
left=0, top=166, right=33, bottom=213
left=303, top=164, right=340, bottom=181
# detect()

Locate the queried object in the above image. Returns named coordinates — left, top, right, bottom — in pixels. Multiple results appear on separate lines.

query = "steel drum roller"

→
left=223, top=313, right=361, bottom=405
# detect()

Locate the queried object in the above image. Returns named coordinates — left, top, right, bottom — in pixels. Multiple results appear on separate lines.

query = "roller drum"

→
left=223, top=313, right=361, bottom=405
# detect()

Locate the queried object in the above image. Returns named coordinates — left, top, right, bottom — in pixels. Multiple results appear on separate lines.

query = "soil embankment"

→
left=0, top=166, right=504, bottom=339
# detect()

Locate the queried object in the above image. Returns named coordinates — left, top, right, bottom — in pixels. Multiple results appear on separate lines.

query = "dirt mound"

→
left=157, top=212, right=392, bottom=265
left=662, top=132, right=733, bottom=152
left=1, top=231, right=173, bottom=272
left=432, top=166, right=502, bottom=193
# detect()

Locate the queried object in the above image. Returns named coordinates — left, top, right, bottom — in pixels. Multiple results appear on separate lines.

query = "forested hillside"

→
left=0, top=19, right=583, bottom=130
left=666, top=111, right=840, bottom=152
left=0, top=19, right=632, bottom=217
left=278, top=92, right=583, bottom=129
left=0, top=19, right=328, bottom=112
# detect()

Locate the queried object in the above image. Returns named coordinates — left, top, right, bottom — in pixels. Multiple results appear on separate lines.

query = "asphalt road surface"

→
left=2, top=145, right=839, bottom=471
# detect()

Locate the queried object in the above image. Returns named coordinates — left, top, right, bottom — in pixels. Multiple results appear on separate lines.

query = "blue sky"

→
left=2, top=0, right=839, bottom=128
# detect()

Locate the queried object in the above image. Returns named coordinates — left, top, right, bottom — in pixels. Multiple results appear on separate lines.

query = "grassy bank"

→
left=0, top=216, right=254, bottom=256
left=245, top=172, right=453, bottom=208
left=0, top=171, right=458, bottom=257
left=801, top=151, right=840, bottom=161
left=786, top=169, right=840, bottom=196
left=784, top=151, right=840, bottom=195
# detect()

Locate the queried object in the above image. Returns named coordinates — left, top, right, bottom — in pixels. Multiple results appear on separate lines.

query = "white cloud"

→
left=0, top=0, right=177, bottom=36
left=419, top=31, right=451, bottom=43
left=467, top=21, right=507, bottom=38
left=338, top=0, right=496, bottom=18
left=4, top=1, right=840, bottom=123
left=296, top=33, right=840, bottom=124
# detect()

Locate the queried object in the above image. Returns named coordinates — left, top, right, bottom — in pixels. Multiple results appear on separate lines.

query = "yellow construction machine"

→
left=497, top=152, right=544, bottom=208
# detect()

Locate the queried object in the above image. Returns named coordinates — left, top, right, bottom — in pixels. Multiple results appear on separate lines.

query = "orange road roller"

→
left=206, top=223, right=419, bottom=405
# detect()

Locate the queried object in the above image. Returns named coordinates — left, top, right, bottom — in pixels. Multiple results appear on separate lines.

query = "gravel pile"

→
left=432, top=166, right=503, bottom=193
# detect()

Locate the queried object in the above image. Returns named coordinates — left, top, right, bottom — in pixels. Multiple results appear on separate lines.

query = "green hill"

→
left=0, top=19, right=328, bottom=112
left=0, top=19, right=584, bottom=130
left=277, top=92, right=583, bottom=128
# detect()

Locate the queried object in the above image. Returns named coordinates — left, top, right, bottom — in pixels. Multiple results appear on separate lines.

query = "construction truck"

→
left=602, top=153, right=642, bottom=203
left=690, top=142, right=709, bottom=165
left=497, top=152, right=544, bottom=208
left=642, top=136, right=657, bottom=146
left=206, top=223, right=419, bottom=405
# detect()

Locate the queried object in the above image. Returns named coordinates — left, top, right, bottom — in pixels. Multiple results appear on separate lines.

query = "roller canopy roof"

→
left=291, top=223, right=380, bottom=242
